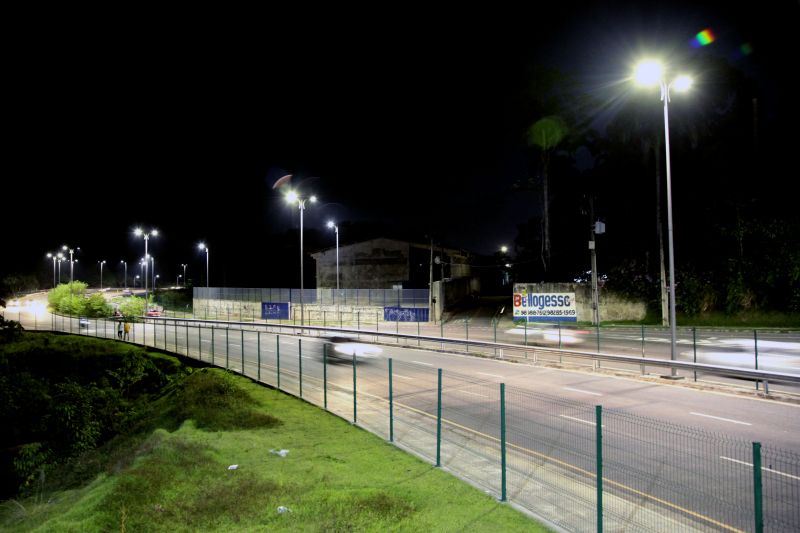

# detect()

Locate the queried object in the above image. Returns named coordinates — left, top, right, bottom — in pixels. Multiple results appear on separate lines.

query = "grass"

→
left=2, top=367, right=548, bottom=532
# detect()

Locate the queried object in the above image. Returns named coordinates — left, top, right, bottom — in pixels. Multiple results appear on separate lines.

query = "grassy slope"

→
left=3, top=368, right=547, bottom=532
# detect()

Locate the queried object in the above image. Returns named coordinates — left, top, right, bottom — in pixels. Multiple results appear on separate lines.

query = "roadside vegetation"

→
left=0, top=331, right=545, bottom=532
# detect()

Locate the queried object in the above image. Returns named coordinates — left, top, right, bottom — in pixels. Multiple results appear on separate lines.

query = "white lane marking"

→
left=559, top=415, right=602, bottom=427
left=394, top=374, right=414, bottom=380
left=720, top=457, right=800, bottom=481
left=690, top=412, right=752, bottom=426
left=445, top=389, right=489, bottom=398
left=477, top=372, right=503, bottom=378
left=563, top=387, right=602, bottom=396
left=412, top=361, right=433, bottom=366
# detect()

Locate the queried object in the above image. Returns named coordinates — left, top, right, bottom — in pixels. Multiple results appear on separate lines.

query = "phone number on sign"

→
left=526, top=309, right=576, bottom=316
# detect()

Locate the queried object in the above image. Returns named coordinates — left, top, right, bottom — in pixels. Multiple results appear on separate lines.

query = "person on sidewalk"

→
left=123, top=321, right=130, bottom=341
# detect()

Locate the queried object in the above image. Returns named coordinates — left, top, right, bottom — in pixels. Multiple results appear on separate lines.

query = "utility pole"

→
left=429, top=237, right=434, bottom=323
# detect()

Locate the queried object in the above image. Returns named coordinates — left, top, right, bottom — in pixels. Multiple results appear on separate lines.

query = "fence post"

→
left=754, top=330, right=759, bottom=391
left=641, top=324, right=645, bottom=357
left=558, top=322, right=562, bottom=350
left=185, top=324, right=189, bottom=356
left=211, top=326, right=215, bottom=366
left=198, top=327, right=202, bottom=361
left=299, top=339, right=303, bottom=398
left=500, top=382, right=507, bottom=502
left=465, top=318, right=469, bottom=352
left=493, top=318, right=497, bottom=357
left=389, top=358, right=393, bottom=442
left=753, top=442, right=763, bottom=533
left=257, top=331, right=261, bottom=382
left=596, top=324, right=601, bottom=353
left=225, top=329, right=229, bottom=369
left=596, top=405, right=603, bottom=533
left=693, top=327, right=697, bottom=382
left=352, top=352, right=357, bottom=424
left=164, top=321, right=167, bottom=350
left=436, top=368, right=442, bottom=467
left=323, top=344, right=328, bottom=410
left=276, top=335, right=281, bottom=390
left=241, top=329, right=245, bottom=375
left=417, top=320, right=421, bottom=346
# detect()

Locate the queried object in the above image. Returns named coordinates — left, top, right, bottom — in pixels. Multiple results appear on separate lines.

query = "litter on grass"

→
left=277, top=506, right=291, bottom=514
left=228, top=464, right=238, bottom=470
left=270, top=449, right=290, bottom=457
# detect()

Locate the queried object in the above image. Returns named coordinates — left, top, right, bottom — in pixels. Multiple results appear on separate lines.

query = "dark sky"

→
left=6, top=2, right=798, bottom=288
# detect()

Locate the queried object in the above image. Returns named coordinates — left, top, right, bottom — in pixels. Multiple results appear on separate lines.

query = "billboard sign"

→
left=513, top=285, right=577, bottom=322
left=262, top=302, right=290, bottom=320
left=384, top=307, right=429, bottom=322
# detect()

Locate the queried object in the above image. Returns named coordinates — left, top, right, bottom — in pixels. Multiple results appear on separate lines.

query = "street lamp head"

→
left=634, top=59, right=663, bottom=86
left=198, top=242, right=207, bottom=251
left=285, top=190, right=299, bottom=204
left=500, top=245, right=508, bottom=253
left=673, top=75, right=693, bottom=92
left=309, top=195, right=317, bottom=204
left=327, top=220, right=336, bottom=229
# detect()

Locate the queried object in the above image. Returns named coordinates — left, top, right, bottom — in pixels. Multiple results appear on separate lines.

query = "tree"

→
left=526, top=115, right=568, bottom=272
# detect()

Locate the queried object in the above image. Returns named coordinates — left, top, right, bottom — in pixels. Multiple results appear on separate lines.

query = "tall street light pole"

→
left=326, top=221, right=340, bottom=292
left=198, top=243, right=209, bottom=289
left=98, top=260, right=106, bottom=290
left=46, top=252, right=62, bottom=288
left=181, top=264, right=187, bottom=287
left=286, top=190, right=316, bottom=326
left=634, top=59, right=692, bottom=378
left=120, top=260, right=127, bottom=290
left=135, top=228, right=158, bottom=314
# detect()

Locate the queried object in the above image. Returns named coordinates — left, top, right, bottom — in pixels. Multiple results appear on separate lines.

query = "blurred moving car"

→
left=79, top=317, right=90, bottom=328
left=323, top=335, right=383, bottom=361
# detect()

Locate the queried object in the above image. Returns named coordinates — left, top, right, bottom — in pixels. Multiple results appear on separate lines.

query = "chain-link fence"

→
left=8, top=310, right=798, bottom=532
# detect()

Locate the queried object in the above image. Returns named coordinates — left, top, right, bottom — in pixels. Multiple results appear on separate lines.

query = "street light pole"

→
left=286, top=190, right=316, bottom=326
left=634, top=59, right=692, bottom=377
left=120, top=260, right=127, bottom=290
left=98, top=260, right=106, bottom=290
left=198, top=244, right=209, bottom=289
left=326, top=221, right=340, bottom=292
left=135, top=228, right=158, bottom=314
left=181, top=264, right=187, bottom=287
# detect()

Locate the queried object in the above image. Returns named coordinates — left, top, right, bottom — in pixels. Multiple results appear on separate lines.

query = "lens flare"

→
left=690, top=28, right=716, bottom=48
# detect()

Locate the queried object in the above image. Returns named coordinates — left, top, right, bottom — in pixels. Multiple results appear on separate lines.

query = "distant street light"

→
left=98, top=260, right=106, bottom=290
left=120, top=260, right=127, bottom=290
left=134, top=228, right=158, bottom=313
left=326, top=221, right=340, bottom=292
left=177, top=274, right=182, bottom=287
left=634, top=59, right=693, bottom=377
left=181, top=263, right=187, bottom=287
left=46, top=251, right=63, bottom=288
left=154, top=274, right=160, bottom=291
left=198, top=243, right=209, bottom=289
left=286, top=190, right=317, bottom=325
left=134, top=274, right=140, bottom=288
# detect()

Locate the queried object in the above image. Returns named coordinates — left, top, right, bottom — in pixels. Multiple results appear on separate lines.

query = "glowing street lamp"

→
left=134, top=228, right=158, bottom=313
left=634, top=59, right=693, bottom=376
left=181, top=263, right=187, bottom=287
left=198, top=243, right=209, bottom=289
left=326, top=220, right=340, bottom=292
left=285, top=190, right=317, bottom=325
left=98, top=260, right=106, bottom=290
left=120, top=260, right=128, bottom=290
left=46, top=251, right=63, bottom=288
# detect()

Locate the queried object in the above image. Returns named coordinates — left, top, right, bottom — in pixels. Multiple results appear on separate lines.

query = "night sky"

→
left=5, top=3, right=799, bottom=291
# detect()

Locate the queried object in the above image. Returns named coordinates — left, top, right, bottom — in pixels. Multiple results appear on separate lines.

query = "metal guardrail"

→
left=134, top=316, right=800, bottom=390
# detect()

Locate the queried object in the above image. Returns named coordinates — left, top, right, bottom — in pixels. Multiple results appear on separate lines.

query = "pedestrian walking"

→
left=123, top=321, right=130, bottom=341
left=117, top=320, right=123, bottom=339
